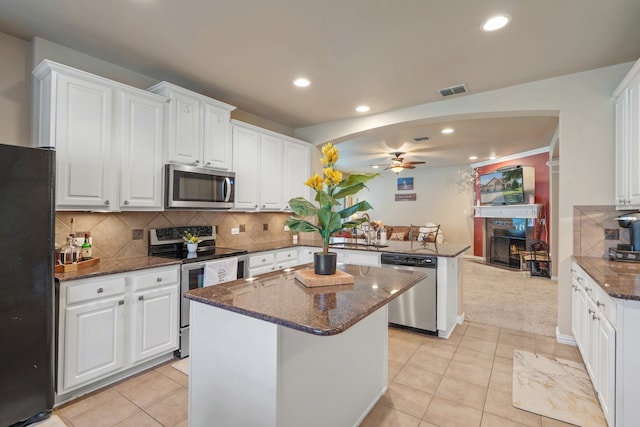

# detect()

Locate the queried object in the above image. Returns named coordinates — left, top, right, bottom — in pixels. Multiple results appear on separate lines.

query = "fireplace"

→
left=485, top=218, right=533, bottom=269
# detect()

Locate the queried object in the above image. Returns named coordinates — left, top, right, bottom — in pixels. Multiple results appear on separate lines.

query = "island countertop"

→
left=184, top=263, right=426, bottom=336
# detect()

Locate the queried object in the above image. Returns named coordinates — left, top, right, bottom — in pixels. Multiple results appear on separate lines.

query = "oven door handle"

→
left=223, top=177, right=232, bottom=202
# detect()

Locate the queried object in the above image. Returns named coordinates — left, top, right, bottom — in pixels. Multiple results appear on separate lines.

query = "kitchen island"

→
left=184, top=263, right=427, bottom=427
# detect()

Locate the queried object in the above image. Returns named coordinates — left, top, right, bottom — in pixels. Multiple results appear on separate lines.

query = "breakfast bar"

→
left=184, top=263, right=427, bottom=427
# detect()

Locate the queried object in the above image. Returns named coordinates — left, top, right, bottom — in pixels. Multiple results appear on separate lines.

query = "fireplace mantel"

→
left=474, top=204, right=543, bottom=219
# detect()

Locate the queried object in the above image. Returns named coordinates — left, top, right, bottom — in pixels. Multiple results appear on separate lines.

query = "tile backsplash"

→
left=573, top=205, right=636, bottom=257
left=55, top=211, right=295, bottom=260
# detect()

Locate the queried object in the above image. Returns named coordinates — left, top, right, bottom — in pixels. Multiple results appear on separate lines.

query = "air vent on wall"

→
left=438, top=84, right=468, bottom=97
left=413, top=136, right=430, bottom=142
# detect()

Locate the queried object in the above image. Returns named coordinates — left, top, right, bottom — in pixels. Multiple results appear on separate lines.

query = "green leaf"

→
left=288, top=197, right=318, bottom=217
left=284, top=217, right=320, bottom=233
left=337, top=200, right=373, bottom=218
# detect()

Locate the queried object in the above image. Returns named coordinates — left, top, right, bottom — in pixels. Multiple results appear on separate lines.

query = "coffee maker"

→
left=610, top=212, right=640, bottom=261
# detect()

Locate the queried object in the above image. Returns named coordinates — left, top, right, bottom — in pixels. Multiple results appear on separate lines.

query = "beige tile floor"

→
left=54, top=322, right=584, bottom=427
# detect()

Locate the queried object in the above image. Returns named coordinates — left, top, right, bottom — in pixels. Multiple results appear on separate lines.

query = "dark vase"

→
left=314, top=252, right=337, bottom=275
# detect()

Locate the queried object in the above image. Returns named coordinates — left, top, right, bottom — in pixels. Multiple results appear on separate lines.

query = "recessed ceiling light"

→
left=293, top=78, right=310, bottom=87
left=469, top=156, right=478, bottom=160
left=481, top=14, right=511, bottom=32
left=356, top=105, right=370, bottom=113
left=441, top=128, right=454, bottom=134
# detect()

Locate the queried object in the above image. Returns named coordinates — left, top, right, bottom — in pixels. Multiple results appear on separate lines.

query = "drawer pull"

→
left=118, top=300, right=124, bottom=305
left=584, top=286, right=592, bottom=293
left=596, top=301, right=605, bottom=308
left=138, top=296, right=144, bottom=301
left=97, top=287, right=104, bottom=294
left=588, top=308, right=595, bottom=315
left=592, top=313, right=600, bottom=321
left=157, top=277, right=162, bottom=282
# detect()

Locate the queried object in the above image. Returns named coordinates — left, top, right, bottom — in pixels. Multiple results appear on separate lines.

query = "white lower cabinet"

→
left=572, top=263, right=616, bottom=427
left=58, top=265, right=179, bottom=397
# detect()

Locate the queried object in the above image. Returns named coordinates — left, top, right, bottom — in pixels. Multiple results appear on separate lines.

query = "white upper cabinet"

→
left=231, top=120, right=310, bottom=211
left=148, top=82, right=235, bottom=171
left=33, top=60, right=167, bottom=211
left=284, top=140, right=311, bottom=210
left=614, top=58, right=640, bottom=209
left=118, top=90, right=165, bottom=210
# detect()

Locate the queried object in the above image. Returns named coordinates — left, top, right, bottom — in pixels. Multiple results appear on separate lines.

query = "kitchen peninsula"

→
left=184, top=264, right=427, bottom=427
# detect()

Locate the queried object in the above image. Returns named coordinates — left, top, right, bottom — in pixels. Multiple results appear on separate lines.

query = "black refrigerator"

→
left=0, top=144, right=55, bottom=426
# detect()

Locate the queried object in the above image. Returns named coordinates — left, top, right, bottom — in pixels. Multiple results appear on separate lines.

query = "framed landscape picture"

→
left=397, top=177, right=413, bottom=190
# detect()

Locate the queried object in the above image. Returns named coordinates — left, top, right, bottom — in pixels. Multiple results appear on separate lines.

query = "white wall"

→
left=0, top=32, right=30, bottom=146
left=296, top=62, right=635, bottom=336
left=361, top=166, right=474, bottom=246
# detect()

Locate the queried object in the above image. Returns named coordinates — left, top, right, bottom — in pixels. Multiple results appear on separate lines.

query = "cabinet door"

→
left=130, top=284, right=179, bottom=364
left=167, top=92, right=202, bottom=166
left=202, top=103, right=232, bottom=170
left=62, top=295, right=125, bottom=392
left=232, top=125, right=261, bottom=209
left=119, top=91, right=165, bottom=210
left=284, top=140, right=311, bottom=209
left=571, top=281, right=585, bottom=354
left=629, top=78, right=640, bottom=206
left=596, top=316, right=615, bottom=427
left=584, top=295, right=599, bottom=383
left=259, top=134, right=285, bottom=210
left=615, top=87, right=631, bottom=207
left=55, top=73, right=114, bottom=209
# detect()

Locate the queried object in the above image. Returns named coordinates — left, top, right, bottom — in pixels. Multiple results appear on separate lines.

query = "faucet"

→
left=361, top=213, right=371, bottom=245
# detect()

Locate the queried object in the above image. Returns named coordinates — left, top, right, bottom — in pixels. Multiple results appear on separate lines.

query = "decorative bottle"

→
left=81, top=233, right=92, bottom=261
left=61, top=236, right=74, bottom=265
left=69, top=235, right=79, bottom=263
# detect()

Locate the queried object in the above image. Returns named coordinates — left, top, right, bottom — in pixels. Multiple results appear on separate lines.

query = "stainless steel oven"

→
left=149, top=226, right=247, bottom=358
left=165, top=164, right=235, bottom=209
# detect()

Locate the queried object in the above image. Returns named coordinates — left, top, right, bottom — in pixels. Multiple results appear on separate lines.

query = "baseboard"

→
left=556, top=326, right=576, bottom=346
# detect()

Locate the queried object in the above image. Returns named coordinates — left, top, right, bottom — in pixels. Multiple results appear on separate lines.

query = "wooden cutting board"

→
left=294, top=269, right=354, bottom=287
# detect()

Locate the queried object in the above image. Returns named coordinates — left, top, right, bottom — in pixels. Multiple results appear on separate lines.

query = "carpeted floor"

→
left=462, top=259, right=557, bottom=337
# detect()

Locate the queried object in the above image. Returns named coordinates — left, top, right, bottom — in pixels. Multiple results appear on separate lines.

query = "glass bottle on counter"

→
left=69, top=234, right=80, bottom=263
left=81, top=233, right=92, bottom=261
left=61, top=236, right=75, bottom=264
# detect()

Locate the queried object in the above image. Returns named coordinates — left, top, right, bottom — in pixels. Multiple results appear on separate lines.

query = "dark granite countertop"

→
left=185, top=263, right=426, bottom=336
left=55, top=256, right=182, bottom=282
left=573, top=256, right=640, bottom=301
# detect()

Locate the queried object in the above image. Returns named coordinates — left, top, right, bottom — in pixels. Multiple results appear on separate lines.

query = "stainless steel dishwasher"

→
left=381, top=252, right=437, bottom=334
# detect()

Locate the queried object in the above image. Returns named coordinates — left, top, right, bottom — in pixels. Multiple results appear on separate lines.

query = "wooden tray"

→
left=294, top=269, right=354, bottom=287
left=55, top=257, right=100, bottom=273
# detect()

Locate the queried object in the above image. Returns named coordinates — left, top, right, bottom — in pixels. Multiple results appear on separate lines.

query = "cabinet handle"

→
left=97, top=287, right=104, bottom=294
left=206, top=162, right=211, bottom=166
left=138, top=296, right=144, bottom=301
left=584, top=286, right=592, bottom=293
left=156, top=277, right=162, bottom=282
left=262, top=205, right=266, bottom=208
left=193, top=160, right=200, bottom=166
left=577, top=277, right=583, bottom=283
left=588, top=308, right=595, bottom=315
left=118, top=300, right=124, bottom=305
left=184, top=105, right=191, bottom=113
left=262, top=258, right=266, bottom=262
left=123, top=200, right=129, bottom=205
left=596, top=301, right=605, bottom=308
left=254, top=204, right=258, bottom=208
left=287, top=254, right=291, bottom=258
left=592, top=313, right=600, bottom=321
left=104, top=200, right=110, bottom=205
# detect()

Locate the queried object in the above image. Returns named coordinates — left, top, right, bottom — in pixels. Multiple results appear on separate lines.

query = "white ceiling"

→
left=0, top=0, right=638, bottom=169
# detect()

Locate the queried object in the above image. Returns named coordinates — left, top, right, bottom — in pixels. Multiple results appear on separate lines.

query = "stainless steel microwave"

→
left=165, top=164, right=235, bottom=209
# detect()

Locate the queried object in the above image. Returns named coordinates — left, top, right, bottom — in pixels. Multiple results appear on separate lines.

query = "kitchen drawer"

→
left=132, top=267, right=179, bottom=291
left=249, top=252, right=274, bottom=268
left=594, top=284, right=617, bottom=328
left=66, top=276, right=126, bottom=305
left=276, top=249, right=297, bottom=263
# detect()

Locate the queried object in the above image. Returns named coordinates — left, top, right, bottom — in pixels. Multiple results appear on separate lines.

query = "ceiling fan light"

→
left=391, top=166, right=404, bottom=174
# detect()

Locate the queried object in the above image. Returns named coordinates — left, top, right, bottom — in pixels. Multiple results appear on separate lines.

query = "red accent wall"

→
left=473, top=152, right=550, bottom=256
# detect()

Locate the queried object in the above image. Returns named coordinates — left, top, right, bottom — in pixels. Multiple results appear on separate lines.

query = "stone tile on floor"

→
left=407, top=345, right=453, bottom=375
left=434, top=376, right=488, bottom=410
left=389, top=359, right=405, bottom=382
left=394, top=364, right=443, bottom=394
left=56, top=389, right=121, bottom=419
left=498, top=333, right=536, bottom=350
left=459, top=335, right=498, bottom=355
left=173, top=420, right=189, bottom=427
left=113, top=370, right=184, bottom=410
left=540, top=416, right=579, bottom=426
left=492, top=356, right=513, bottom=374
left=112, top=411, right=162, bottom=427
left=444, top=360, right=492, bottom=387
left=422, top=396, right=483, bottom=427
left=360, top=402, right=422, bottom=427
left=484, top=388, right=542, bottom=427
left=495, top=342, right=519, bottom=359
left=389, top=336, right=422, bottom=364
left=465, top=324, right=501, bottom=341
left=62, top=394, right=139, bottom=427
left=418, top=421, right=439, bottom=427
left=452, top=347, right=495, bottom=370
left=480, top=412, right=532, bottom=427
left=378, top=381, right=433, bottom=418
left=488, top=366, right=513, bottom=394
left=418, top=338, right=458, bottom=360
left=155, top=362, right=189, bottom=387
left=144, top=388, right=189, bottom=427
left=500, top=328, right=535, bottom=339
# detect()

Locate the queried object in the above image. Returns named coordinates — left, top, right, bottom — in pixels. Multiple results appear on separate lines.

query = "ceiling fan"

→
left=383, top=152, right=426, bottom=174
